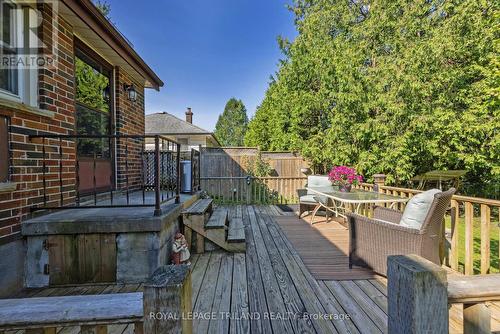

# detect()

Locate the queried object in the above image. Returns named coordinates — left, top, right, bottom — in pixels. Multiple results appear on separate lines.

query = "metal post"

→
left=154, top=136, right=162, bottom=216
left=176, top=143, right=181, bottom=203
left=59, top=138, right=64, bottom=206
left=190, top=149, right=194, bottom=194
left=42, top=138, right=47, bottom=207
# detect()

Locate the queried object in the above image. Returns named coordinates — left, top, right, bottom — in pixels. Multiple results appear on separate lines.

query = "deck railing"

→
left=200, top=174, right=499, bottom=275
left=29, top=134, right=181, bottom=216
left=388, top=254, right=500, bottom=334
left=200, top=176, right=307, bottom=204
left=356, top=182, right=500, bottom=275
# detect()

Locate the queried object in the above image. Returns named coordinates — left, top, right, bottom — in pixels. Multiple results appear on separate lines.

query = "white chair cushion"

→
left=400, top=189, right=442, bottom=229
left=306, top=176, right=331, bottom=194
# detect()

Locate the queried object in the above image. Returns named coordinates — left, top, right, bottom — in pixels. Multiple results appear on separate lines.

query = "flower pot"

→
left=340, top=184, right=352, bottom=192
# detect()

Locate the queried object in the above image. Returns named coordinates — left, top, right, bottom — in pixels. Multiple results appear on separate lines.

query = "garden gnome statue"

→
left=172, top=232, right=191, bottom=265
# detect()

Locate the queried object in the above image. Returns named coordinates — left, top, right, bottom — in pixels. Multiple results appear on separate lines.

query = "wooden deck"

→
left=8, top=205, right=500, bottom=333
left=274, top=214, right=377, bottom=280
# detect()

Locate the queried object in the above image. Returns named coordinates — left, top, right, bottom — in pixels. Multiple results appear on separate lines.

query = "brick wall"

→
left=0, top=10, right=149, bottom=245
left=0, top=11, right=76, bottom=245
left=115, top=68, right=145, bottom=191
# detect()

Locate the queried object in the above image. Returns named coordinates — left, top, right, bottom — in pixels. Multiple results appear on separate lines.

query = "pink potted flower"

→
left=327, top=166, right=363, bottom=192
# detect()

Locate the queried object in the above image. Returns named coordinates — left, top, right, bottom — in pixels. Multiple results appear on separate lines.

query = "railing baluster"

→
left=465, top=201, right=474, bottom=275
left=42, top=138, right=47, bottom=207
left=190, top=149, right=194, bottom=194
left=154, top=136, right=161, bottom=215
left=450, top=199, right=460, bottom=272
left=141, top=140, right=145, bottom=205
left=176, top=143, right=181, bottom=203
left=59, top=138, right=63, bottom=207
left=161, top=139, right=165, bottom=202
left=109, top=137, right=113, bottom=205
left=93, top=151, right=97, bottom=206
left=125, top=138, right=129, bottom=205
left=75, top=146, right=80, bottom=207
left=480, top=204, right=491, bottom=274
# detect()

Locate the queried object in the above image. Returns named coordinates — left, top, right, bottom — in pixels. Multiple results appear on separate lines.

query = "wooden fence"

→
left=200, top=176, right=307, bottom=204
left=200, top=147, right=309, bottom=177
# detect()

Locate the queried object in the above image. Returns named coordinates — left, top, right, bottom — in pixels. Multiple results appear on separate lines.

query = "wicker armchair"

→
left=347, top=188, right=455, bottom=276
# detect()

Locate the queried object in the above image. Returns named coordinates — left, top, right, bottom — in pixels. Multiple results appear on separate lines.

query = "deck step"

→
left=205, top=207, right=228, bottom=229
left=182, top=198, right=213, bottom=215
left=227, top=218, right=245, bottom=243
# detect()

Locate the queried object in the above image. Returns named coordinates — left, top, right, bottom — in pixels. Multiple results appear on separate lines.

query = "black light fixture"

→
left=123, top=83, right=137, bottom=102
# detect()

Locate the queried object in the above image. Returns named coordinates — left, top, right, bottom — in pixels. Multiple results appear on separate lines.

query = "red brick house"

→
left=0, top=0, right=163, bottom=295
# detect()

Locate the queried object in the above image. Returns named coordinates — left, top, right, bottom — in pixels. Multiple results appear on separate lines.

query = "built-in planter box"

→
left=22, top=194, right=199, bottom=288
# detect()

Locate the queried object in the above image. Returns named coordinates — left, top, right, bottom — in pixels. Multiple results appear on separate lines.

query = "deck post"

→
left=143, top=265, right=192, bottom=334
left=373, top=174, right=386, bottom=192
left=387, top=254, right=448, bottom=334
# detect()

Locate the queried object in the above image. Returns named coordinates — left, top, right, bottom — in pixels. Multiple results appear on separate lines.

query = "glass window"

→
left=75, top=48, right=112, bottom=158
left=0, top=0, right=19, bottom=96
left=0, top=116, right=9, bottom=182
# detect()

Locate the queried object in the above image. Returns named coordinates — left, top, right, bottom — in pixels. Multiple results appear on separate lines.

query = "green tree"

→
left=246, top=0, right=499, bottom=197
left=94, top=0, right=111, bottom=18
left=214, top=98, right=249, bottom=146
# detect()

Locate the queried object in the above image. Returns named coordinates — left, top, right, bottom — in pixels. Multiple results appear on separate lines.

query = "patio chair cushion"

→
left=300, top=194, right=319, bottom=204
left=400, top=189, right=442, bottom=229
left=306, top=175, right=331, bottom=194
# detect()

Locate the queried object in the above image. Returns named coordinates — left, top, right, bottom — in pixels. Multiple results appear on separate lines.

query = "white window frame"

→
left=0, top=0, right=38, bottom=107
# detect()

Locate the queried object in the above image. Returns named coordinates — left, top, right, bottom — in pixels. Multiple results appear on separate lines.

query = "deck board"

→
left=273, top=214, right=377, bottom=280
left=7, top=204, right=500, bottom=333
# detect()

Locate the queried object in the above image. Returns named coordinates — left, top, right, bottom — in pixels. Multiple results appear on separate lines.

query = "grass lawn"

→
left=445, top=216, right=500, bottom=274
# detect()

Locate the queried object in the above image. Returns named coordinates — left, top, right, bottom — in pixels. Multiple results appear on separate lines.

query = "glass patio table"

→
left=306, top=186, right=409, bottom=222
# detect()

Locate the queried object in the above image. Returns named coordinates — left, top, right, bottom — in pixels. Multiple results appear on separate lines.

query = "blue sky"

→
left=105, top=0, right=297, bottom=131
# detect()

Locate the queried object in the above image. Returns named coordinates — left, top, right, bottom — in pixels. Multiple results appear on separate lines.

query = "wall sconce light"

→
left=123, top=83, right=137, bottom=102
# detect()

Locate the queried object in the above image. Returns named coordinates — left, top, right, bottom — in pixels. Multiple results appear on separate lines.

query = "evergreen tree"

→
left=215, top=98, right=249, bottom=146
left=245, top=0, right=499, bottom=197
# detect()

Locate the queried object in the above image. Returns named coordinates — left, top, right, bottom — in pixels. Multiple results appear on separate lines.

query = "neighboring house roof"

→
left=61, top=0, right=163, bottom=90
left=145, top=113, right=220, bottom=145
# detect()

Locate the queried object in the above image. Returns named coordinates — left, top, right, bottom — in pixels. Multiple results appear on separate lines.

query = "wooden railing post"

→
left=373, top=174, right=386, bottom=193
left=143, top=265, right=192, bottom=334
left=387, top=254, right=448, bottom=333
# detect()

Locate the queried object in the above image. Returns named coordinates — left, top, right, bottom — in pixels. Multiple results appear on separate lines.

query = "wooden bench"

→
left=0, top=293, right=143, bottom=333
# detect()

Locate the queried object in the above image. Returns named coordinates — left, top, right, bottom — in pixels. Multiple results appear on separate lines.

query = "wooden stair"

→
left=182, top=200, right=245, bottom=253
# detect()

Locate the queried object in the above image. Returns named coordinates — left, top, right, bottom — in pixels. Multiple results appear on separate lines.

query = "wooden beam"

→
left=447, top=274, right=500, bottom=303
left=387, top=255, right=448, bottom=334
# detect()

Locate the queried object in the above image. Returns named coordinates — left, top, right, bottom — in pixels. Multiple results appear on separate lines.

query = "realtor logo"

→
left=0, top=0, right=59, bottom=70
